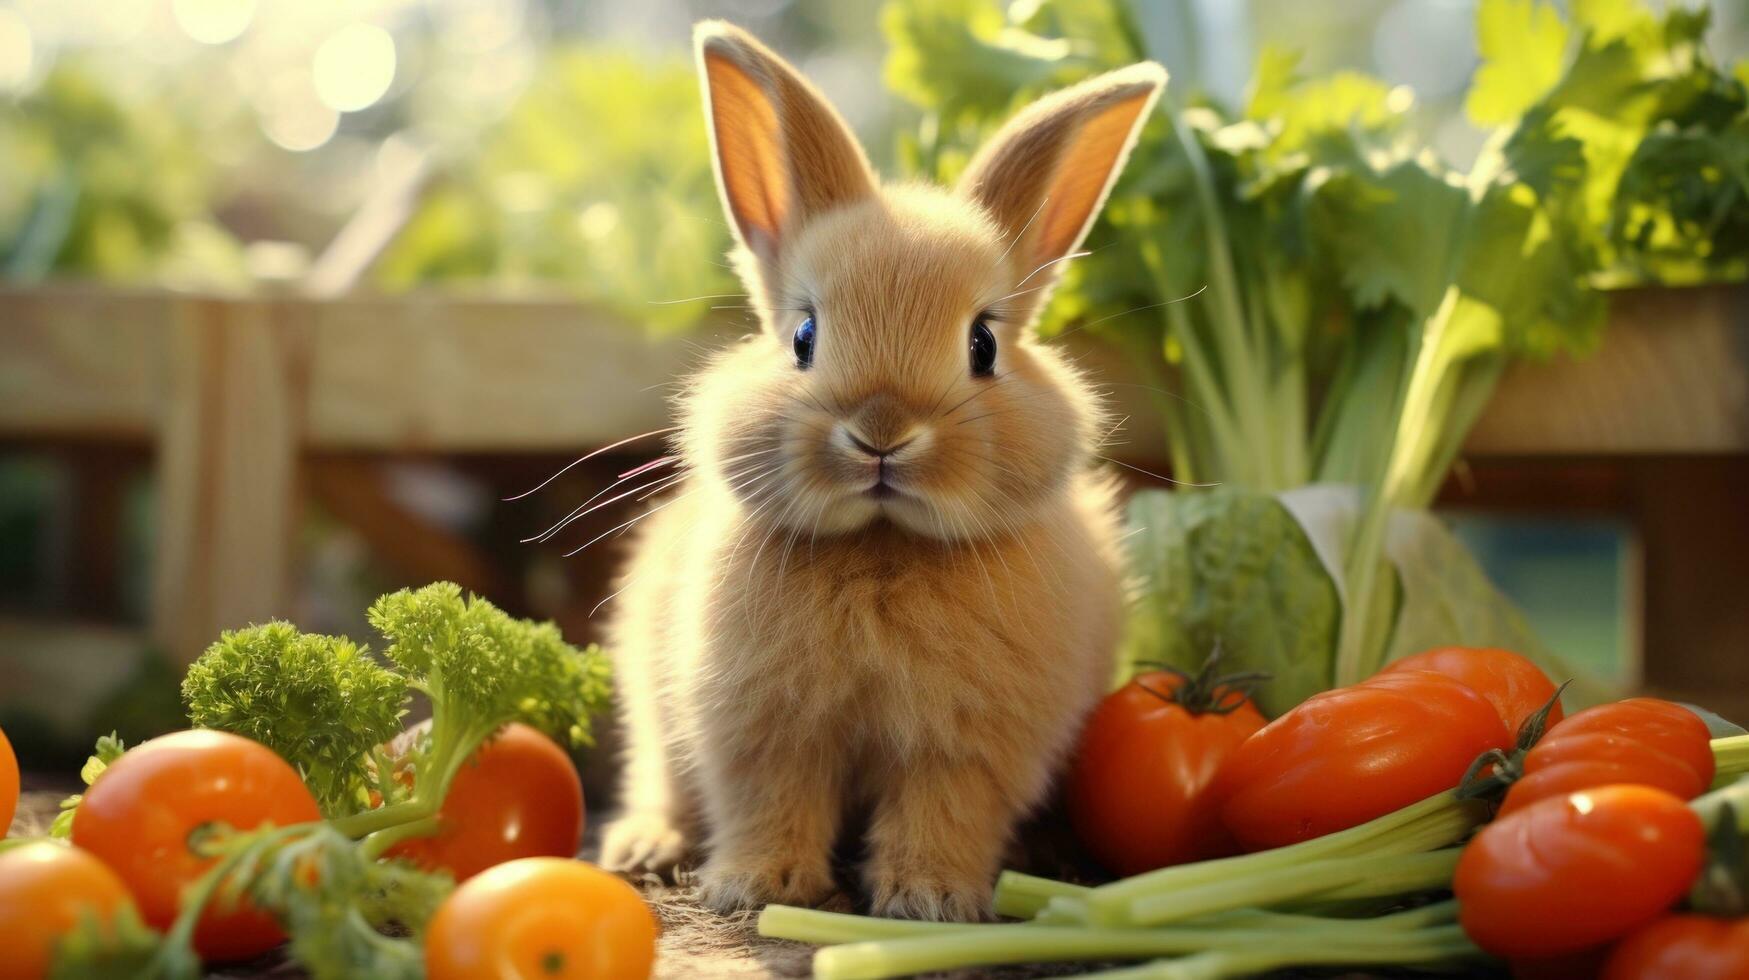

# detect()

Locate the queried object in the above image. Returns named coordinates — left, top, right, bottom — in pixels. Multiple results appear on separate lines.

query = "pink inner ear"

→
left=704, top=49, right=791, bottom=257
left=1032, top=91, right=1154, bottom=264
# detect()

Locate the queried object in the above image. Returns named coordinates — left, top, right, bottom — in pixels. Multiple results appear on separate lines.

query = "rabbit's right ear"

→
left=695, top=21, right=875, bottom=269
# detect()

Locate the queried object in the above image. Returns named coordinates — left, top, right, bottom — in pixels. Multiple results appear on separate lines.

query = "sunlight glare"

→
left=313, top=23, right=396, bottom=113
left=173, top=0, right=255, bottom=45
left=260, top=72, right=339, bottom=152
left=0, top=11, right=34, bottom=92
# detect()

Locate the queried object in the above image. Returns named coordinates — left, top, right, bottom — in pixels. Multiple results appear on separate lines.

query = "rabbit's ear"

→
left=695, top=21, right=875, bottom=265
left=958, top=63, right=1166, bottom=281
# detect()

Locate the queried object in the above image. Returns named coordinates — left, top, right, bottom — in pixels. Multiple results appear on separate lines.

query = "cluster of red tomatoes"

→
left=1070, top=646, right=1746, bottom=978
left=0, top=723, right=657, bottom=980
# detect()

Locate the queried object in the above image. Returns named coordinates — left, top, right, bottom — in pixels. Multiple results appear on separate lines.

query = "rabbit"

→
left=597, top=19, right=1164, bottom=921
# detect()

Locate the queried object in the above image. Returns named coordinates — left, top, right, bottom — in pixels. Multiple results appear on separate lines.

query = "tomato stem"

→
left=1133, top=647, right=1270, bottom=716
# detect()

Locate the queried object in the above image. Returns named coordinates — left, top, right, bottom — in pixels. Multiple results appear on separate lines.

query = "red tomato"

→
left=1602, top=915, right=1749, bottom=980
left=0, top=725, right=17, bottom=837
left=389, top=724, right=584, bottom=881
left=1455, top=784, right=1705, bottom=959
left=425, top=858, right=657, bottom=980
left=71, top=730, right=320, bottom=962
left=1377, top=647, right=1563, bottom=733
left=1217, top=670, right=1511, bottom=850
left=0, top=841, right=138, bottom=980
left=1499, top=698, right=1715, bottom=817
left=1069, top=670, right=1267, bottom=874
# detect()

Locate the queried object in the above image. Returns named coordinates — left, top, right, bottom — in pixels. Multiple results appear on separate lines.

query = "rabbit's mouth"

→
left=863, top=480, right=902, bottom=501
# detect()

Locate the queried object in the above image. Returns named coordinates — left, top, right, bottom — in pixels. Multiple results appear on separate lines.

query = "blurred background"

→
left=4, top=0, right=1748, bottom=785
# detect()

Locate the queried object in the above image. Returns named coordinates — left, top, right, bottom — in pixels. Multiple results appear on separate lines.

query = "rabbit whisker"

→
left=504, top=425, right=681, bottom=502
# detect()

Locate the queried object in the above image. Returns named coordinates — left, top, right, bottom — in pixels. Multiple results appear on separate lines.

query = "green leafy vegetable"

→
left=48, top=733, right=127, bottom=838
left=884, top=0, right=1749, bottom=708
left=182, top=582, right=610, bottom=841
left=183, top=624, right=407, bottom=817
left=1121, top=489, right=1338, bottom=717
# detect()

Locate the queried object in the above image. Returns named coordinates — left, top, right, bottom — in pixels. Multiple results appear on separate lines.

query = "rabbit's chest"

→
left=699, top=530, right=1098, bottom=747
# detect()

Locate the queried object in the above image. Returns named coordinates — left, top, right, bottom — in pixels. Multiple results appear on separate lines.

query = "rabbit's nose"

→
left=847, top=395, right=920, bottom=455
left=845, top=429, right=915, bottom=458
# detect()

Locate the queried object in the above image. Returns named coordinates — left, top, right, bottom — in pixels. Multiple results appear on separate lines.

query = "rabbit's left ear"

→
left=695, top=21, right=876, bottom=268
left=958, top=63, right=1166, bottom=284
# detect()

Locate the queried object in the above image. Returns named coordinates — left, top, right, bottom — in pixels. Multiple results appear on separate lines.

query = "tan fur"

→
left=598, top=20, right=1165, bottom=920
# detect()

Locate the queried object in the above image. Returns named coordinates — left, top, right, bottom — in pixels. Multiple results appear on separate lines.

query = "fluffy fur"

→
left=598, top=20, right=1165, bottom=920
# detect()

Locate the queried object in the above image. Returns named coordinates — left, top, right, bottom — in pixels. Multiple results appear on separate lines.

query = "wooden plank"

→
left=148, top=298, right=307, bottom=664
left=300, top=295, right=702, bottom=451
left=0, top=287, right=169, bottom=440
left=1466, top=286, right=1749, bottom=455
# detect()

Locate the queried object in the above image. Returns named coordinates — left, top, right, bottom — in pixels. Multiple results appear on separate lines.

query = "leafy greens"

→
left=883, top=0, right=1749, bottom=703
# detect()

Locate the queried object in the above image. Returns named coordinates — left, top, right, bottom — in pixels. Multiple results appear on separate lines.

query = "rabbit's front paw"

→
left=695, top=856, right=835, bottom=913
left=600, top=810, right=690, bottom=877
left=865, top=870, right=991, bottom=922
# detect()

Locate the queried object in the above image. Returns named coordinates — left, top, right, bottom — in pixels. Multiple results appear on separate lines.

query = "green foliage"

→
left=366, top=582, right=613, bottom=751
left=48, top=901, right=185, bottom=980
left=177, top=583, right=610, bottom=819
left=374, top=47, right=734, bottom=332
left=0, top=60, right=245, bottom=287
left=246, top=824, right=450, bottom=980
left=48, top=733, right=127, bottom=838
left=1121, top=489, right=1340, bottom=717
left=1466, top=0, right=1570, bottom=125
left=183, top=624, right=409, bottom=817
left=886, top=0, right=1749, bottom=702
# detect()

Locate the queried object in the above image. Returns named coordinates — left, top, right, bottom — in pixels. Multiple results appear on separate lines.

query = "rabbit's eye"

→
left=970, top=318, right=997, bottom=377
left=794, top=315, right=816, bottom=369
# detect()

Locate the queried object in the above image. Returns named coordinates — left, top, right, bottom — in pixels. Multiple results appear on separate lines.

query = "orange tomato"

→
left=1, top=725, right=17, bottom=837
left=71, top=729, right=320, bottom=962
left=1377, top=647, right=1563, bottom=733
left=0, top=841, right=138, bottom=980
left=1498, top=698, right=1715, bottom=817
left=1069, top=670, right=1266, bottom=874
left=1602, top=914, right=1749, bottom=980
left=1455, top=784, right=1705, bottom=959
left=388, top=724, right=584, bottom=881
left=1217, top=670, right=1511, bottom=850
left=425, top=857, right=657, bottom=980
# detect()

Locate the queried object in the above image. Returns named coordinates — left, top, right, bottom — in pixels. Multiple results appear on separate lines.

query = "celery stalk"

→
left=1124, top=850, right=1461, bottom=926
left=1083, top=790, right=1480, bottom=918
left=1077, top=928, right=1480, bottom=980
left=1712, top=736, right=1749, bottom=786
left=811, top=922, right=1472, bottom=980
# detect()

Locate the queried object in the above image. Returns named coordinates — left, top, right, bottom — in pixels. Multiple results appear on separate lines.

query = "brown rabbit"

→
left=598, top=20, right=1163, bottom=920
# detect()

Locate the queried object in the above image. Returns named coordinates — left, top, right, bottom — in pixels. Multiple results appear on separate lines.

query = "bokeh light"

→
left=0, top=10, right=34, bottom=92
left=313, top=23, right=397, bottom=113
left=259, top=71, right=340, bottom=152
left=173, top=0, right=256, bottom=45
